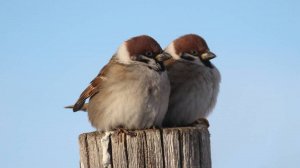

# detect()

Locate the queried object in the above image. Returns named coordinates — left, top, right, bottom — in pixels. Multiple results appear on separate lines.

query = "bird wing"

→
left=72, top=59, right=113, bottom=112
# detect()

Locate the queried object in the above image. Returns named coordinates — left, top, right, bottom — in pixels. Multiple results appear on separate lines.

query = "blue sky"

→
left=1, top=0, right=299, bottom=167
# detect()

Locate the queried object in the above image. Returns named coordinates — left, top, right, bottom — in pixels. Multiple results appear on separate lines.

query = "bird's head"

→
left=116, top=35, right=171, bottom=68
left=165, top=34, right=216, bottom=68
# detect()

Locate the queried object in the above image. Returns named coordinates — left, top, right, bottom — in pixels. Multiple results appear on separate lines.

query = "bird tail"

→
left=64, top=103, right=88, bottom=112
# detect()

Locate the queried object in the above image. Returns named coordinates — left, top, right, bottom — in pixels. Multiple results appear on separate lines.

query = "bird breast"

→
left=88, top=63, right=170, bottom=131
left=165, top=61, right=221, bottom=126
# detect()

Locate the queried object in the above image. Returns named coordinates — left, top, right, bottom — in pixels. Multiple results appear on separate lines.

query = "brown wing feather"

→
left=72, top=59, right=113, bottom=112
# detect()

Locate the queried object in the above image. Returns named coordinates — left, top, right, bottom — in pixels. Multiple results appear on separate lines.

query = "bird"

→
left=162, top=34, right=221, bottom=127
left=66, top=35, right=171, bottom=131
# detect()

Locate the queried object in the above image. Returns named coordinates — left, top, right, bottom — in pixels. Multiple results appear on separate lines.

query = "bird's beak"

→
left=155, top=52, right=172, bottom=62
left=201, top=51, right=216, bottom=61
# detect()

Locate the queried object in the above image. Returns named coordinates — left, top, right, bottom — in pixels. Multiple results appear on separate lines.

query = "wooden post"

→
left=79, top=127, right=211, bottom=168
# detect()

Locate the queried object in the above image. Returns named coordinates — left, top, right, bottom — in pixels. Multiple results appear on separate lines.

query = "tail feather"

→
left=64, top=103, right=88, bottom=112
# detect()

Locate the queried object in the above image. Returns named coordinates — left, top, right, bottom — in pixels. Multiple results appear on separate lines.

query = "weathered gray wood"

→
left=79, top=127, right=211, bottom=168
left=163, top=128, right=181, bottom=168
left=199, top=128, right=212, bottom=168
left=144, top=129, right=164, bottom=168
left=79, top=134, right=89, bottom=168
left=111, top=132, right=128, bottom=168
left=94, top=132, right=110, bottom=168
left=180, top=128, right=201, bottom=168
left=86, top=132, right=101, bottom=168
left=126, top=131, right=146, bottom=168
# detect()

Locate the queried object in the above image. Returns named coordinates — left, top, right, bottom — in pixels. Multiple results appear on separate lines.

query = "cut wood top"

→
left=79, top=127, right=211, bottom=168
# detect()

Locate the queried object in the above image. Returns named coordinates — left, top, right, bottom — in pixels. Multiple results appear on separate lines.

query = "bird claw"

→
left=115, top=128, right=137, bottom=137
left=192, top=118, right=210, bottom=128
left=150, top=125, right=161, bottom=130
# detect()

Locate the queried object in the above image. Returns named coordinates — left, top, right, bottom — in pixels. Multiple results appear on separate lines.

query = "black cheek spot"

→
left=136, top=57, right=150, bottom=64
left=181, top=55, right=195, bottom=61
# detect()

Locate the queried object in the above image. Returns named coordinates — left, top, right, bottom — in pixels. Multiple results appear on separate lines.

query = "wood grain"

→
left=79, top=127, right=211, bottom=168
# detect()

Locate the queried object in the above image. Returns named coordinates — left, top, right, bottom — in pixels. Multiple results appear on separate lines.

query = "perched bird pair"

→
left=66, top=34, right=220, bottom=131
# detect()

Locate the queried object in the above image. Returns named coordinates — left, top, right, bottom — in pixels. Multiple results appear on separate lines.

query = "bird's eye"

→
left=190, top=50, right=198, bottom=55
left=145, top=51, right=153, bottom=57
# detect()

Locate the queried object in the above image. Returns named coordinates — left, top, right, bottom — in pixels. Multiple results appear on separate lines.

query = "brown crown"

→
left=126, top=35, right=163, bottom=58
left=173, top=34, right=209, bottom=55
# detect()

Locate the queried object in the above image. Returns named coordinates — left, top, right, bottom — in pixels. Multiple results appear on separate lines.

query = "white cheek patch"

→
left=116, top=43, right=131, bottom=64
left=164, top=43, right=180, bottom=60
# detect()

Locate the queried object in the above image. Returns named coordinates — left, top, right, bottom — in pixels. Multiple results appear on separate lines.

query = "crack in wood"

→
left=79, top=127, right=211, bottom=168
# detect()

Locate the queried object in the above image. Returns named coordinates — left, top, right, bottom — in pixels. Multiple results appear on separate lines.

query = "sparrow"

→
left=162, top=34, right=221, bottom=127
left=66, top=35, right=171, bottom=131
